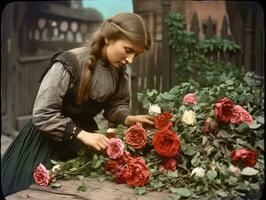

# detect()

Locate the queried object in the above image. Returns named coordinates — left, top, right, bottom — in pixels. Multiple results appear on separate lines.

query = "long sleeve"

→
left=103, top=67, right=131, bottom=125
left=32, top=62, right=80, bottom=142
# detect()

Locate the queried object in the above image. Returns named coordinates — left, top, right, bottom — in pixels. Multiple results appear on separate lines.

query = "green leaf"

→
left=248, top=122, right=261, bottom=129
left=241, top=167, right=259, bottom=176
left=216, top=190, right=228, bottom=197
left=236, top=123, right=250, bottom=134
left=77, top=182, right=88, bottom=192
left=183, top=144, right=197, bottom=156
left=256, top=139, right=264, bottom=151
left=50, top=159, right=58, bottom=165
left=98, top=177, right=106, bottom=182
left=51, top=183, right=62, bottom=189
left=136, top=187, right=147, bottom=195
left=166, top=171, right=179, bottom=178
left=207, top=170, right=217, bottom=181
left=176, top=187, right=191, bottom=197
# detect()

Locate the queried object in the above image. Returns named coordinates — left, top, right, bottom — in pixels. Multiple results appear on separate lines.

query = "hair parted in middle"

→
left=76, top=12, right=151, bottom=104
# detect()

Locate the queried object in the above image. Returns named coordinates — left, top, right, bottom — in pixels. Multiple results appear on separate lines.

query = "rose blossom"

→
left=107, top=138, right=124, bottom=159
left=152, top=129, right=180, bottom=157
left=33, top=163, right=51, bottom=186
left=181, top=110, right=196, bottom=126
left=148, top=104, right=161, bottom=116
left=203, top=117, right=218, bottom=134
left=126, top=124, right=147, bottom=149
left=104, top=160, right=120, bottom=174
left=230, top=105, right=253, bottom=125
left=155, top=112, right=173, bottom=129
left=190, top=167, right=205, bottom=177
left=231, top=148, right=257, bottom=167
left=183, top=93, right=197, bottom=105
left=159, top=158, right=177, bottom=172
left=123, top=157, right=150, bottom=187
left=214, top=97, right=235, bottom=123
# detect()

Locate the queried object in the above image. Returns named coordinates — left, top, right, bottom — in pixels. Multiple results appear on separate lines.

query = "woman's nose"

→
left=125, top=54, right=135, bottom=64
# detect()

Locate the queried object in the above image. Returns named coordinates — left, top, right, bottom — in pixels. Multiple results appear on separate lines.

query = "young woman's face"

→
left=104, top=38, right=144, bottom=68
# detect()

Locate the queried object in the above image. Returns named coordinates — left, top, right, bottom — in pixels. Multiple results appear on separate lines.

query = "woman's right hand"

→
left=76, top=130, right=109, bottom=151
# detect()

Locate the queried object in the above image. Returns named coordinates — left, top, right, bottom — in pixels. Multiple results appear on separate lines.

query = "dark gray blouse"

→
left=32, top=47, right=131, bottom=141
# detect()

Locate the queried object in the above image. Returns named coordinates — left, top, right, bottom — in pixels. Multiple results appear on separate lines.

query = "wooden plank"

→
left=205, top=16, right=215, bottom=39
left=243, top=8, right=253, bottom=71
left=254, top=5, right=264, bottom=78
left=231, top=10, right=243, bottom=68
left=6, top=178, right=170, bottom=200
left=190, top=12, right=200, bottom=41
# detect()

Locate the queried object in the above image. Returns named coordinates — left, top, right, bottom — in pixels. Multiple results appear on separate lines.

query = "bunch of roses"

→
left=105, top=112, right=182, bottom=184
left=214, top=97, right=253, bottom=125
left=152, top=112, right=181, bottom=171
left=105, top=125, right=150, bottom=187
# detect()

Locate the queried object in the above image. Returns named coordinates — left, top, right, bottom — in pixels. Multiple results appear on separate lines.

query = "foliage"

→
left=166, top=12, right=242, bottom=87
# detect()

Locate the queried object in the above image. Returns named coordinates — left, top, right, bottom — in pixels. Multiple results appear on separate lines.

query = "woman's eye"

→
left=125, top=48, right=132, bottom=54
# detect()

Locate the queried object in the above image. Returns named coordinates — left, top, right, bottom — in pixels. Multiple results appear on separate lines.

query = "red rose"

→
left=231, top=148, right=257, bottom=167
left=115, top=168, right=127, bottom=184
left=159, top=158, right=177, bottom=171
left=230, top=105, right=253, bottom=125
left=214, top=97, right=235, bottom=123
left=183, top=93, right=197, bottom=105
left=104, top=160, right=120, bottom=174
left=33, top=163, right=51, bottom=186
left=126, top=124, right=147, bottom=149
left=203, top=117, right=218, bottom=134
left=152, top=129, right=180, bottom=157
left=123, top=157, right=150, bottom=187
left=155, top=112, right=173, bottom=129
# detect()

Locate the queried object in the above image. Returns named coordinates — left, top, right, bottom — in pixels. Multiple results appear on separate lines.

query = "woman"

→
left=1, top=12, right=154, bottom=196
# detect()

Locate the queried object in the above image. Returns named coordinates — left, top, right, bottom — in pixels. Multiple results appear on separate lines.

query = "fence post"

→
left=243, top=8, right=253, bottom=71
left=205, top=16, right=216, bottom=39
left=190, top=12, right=200, bottom=41
left=161, top=0, right=171, bottom=91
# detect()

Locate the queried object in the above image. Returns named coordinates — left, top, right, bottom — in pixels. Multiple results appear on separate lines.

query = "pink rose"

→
left=107, top=138, right=125, bottom=159
left=126, top=124, right=147, bottom=149
left=183, top=93, right=197, bottom=105
left=159, top=158, right=177, bottom=172
left=230, top=105, right=253, bottom=125
left=33, top=163, right=51, bottom=186
left=214, top=97, right=235, bottom=123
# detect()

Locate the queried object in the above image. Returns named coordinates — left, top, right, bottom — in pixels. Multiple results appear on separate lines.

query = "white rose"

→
left=148, top=104, right=161, bottom=116
left=190, top=167, right=205, bottom=177
left=228, top=165, right=241, bottom=177
left=181, top=110, right=196, bottom=126
left=106, top=128, right=116, bottom=133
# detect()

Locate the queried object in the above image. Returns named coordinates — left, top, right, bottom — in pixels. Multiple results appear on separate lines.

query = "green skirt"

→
left=1, top=120, right=82, bottom=196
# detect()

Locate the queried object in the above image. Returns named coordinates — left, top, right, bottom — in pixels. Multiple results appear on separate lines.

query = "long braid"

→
left=75, top=30, right=104, bottom=104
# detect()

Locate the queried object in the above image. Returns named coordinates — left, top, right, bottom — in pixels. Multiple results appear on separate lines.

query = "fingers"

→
left=139, top=115, right=154, bottom=125
left=86, top=134, right=110, bottom=151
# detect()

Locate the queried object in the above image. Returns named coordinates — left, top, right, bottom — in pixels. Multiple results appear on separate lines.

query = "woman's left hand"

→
left=124, top=115, right=154, bottom=126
